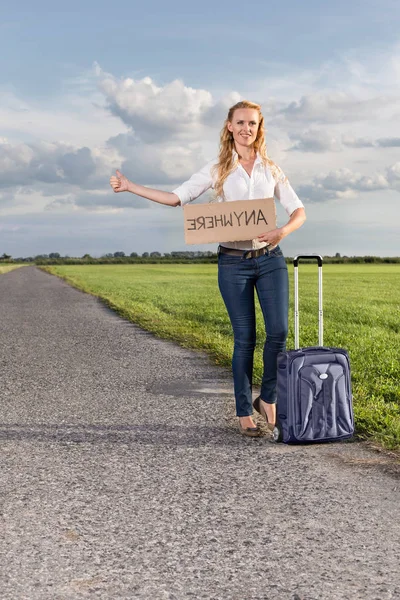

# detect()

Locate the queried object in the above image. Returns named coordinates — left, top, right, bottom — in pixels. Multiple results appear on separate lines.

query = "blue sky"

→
left=1, top=0, right=399, bottom=257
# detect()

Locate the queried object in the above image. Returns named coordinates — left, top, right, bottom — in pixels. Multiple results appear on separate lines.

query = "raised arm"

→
left=110, top=170, right=180, bottom=207
left=110, top=159, right=215, bottom=208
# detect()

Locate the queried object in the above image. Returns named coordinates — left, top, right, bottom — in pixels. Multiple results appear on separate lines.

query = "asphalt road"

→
left=0, top=266, right=399, bottom=600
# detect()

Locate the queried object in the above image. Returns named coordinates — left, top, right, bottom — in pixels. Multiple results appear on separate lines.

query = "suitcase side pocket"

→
left=296, top=367, right=326, bottom=441
left=297, top=363, right=353, bottom=441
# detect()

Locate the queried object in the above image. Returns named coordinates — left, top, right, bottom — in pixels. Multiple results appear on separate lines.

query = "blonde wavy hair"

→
left=210, top=100, right=288, bottom=201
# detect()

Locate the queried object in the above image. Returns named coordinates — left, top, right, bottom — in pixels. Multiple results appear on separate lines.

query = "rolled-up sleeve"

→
left=172, top=159, right=216, bottom=206
left=273, top=167, right=304, bottom=216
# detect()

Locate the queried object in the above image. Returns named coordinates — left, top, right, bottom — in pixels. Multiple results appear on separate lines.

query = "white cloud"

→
left=319, top=168, right=389, bottom=192
left=342, top=136, right=376, bottom=148
left=44, top=189, right=151, bottom=212
left=288, top=129, right=342, bottom=153
left=387, top=162, right=400, bottom=189
left=277, top=92, right=398, bottom=125
left=296, top=163, right=399, bottom=203
left=96, top=64, right=214, bottom=143
left=106, top=132, right=210, bottom=184
left=376, top=138, right=400, bottom=148
left=0, top=138, right=120, bottom=194
left=0, top=189, right=16, bottom=208
left=288, top=131, right=400, bottom=153
left=342, top=136, right=400, bottom=148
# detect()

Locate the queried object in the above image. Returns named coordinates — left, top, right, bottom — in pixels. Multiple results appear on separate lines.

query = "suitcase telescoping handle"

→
left=293, top=255, right=323, bottom=350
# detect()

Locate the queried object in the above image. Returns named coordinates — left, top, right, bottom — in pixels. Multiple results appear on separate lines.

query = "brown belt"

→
left=218, top=245, right=270, bottom=259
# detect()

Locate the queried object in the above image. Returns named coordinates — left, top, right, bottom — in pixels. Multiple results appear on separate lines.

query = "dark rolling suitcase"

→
left=273, top=255, right=354, bottom=444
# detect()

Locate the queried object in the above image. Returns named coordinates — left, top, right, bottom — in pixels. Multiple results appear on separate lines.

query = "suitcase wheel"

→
left=272, top=425, right=283, bottom=443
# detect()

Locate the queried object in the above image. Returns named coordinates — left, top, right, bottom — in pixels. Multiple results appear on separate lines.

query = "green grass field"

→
left=43, top=263, right=400, bottom=450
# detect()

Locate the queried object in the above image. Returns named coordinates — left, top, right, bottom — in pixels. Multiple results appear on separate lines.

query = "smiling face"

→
left=227, top=108, right=260, bottom=153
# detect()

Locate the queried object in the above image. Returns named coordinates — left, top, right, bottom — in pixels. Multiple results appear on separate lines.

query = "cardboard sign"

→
left=183, top=198, right=276, bottom=245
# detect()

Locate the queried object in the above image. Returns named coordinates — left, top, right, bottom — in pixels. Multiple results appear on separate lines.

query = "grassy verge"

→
left=0, top=265, right=25, bottom=274
left=42, top=264, right=400, bottom=451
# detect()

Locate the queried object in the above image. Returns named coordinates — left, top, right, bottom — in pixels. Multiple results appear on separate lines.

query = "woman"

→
left=110, top=100, right=306, bottom=437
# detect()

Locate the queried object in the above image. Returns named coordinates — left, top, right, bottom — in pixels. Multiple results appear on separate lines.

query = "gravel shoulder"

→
left=0, top=266, right=399, bottom=600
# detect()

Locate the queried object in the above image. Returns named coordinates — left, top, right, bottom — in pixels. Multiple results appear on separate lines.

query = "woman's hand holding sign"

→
left=257, top=227, right=285, bottom=247
left=257, top=208, right=306, bottom=246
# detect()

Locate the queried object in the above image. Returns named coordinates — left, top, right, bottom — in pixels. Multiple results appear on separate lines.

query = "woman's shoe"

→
left=238, top=419, right=261, bottom=437
left=253, top=396, right=275, bottom=432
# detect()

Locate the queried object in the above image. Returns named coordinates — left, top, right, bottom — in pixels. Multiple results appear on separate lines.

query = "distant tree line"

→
left=1, top=251, right=399, bottom=265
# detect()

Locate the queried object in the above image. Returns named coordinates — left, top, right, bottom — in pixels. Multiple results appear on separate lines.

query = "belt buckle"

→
left=245, top=249, right=260, bottom=259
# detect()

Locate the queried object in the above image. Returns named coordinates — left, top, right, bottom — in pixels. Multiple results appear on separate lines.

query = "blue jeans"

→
left=218, top=245, right=289, bottom=417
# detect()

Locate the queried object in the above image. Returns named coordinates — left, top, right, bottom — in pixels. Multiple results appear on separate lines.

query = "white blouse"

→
left=172, top=150, right=304, bottom=251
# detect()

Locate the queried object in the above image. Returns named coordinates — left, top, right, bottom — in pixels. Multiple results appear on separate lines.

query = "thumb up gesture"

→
left=110, top=169, right=130, bottom=193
